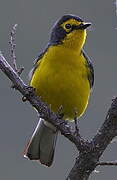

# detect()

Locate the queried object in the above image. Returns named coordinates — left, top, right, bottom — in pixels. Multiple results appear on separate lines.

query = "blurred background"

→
left=0, top=0, right=117, bottom=179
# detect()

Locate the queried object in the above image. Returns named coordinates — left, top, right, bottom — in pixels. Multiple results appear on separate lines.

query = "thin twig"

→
left=9, top=24, right=18, bottom=71
left=97, top=161, right=117, bottom=166
left=17, top=67, right=24, bottom=76
left=9, top=24, right=24, bottom=76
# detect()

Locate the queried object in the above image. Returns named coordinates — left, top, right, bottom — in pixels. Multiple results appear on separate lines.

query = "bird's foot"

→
left=57, top=105, right=64, bottom=119
left=22, top=86, right=36, bottom=102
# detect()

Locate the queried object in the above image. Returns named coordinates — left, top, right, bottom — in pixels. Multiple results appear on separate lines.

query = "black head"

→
left=49, top=14, right=91, bottom=45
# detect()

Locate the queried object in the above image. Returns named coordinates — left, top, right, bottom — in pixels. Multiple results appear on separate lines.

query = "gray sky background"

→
left=0, top=0, right=117, bottom=180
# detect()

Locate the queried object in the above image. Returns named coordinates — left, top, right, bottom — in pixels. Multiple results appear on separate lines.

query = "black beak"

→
left=75, top=23, right=91, bottom=30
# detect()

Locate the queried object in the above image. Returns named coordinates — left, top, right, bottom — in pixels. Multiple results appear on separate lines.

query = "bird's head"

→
left=50, top=14, right=91, bottom=51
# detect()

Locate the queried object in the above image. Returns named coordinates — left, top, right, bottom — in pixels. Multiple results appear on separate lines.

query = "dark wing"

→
left=82, top=50, right=94, bottom=89
left=29, top=45, right=50, bottom=83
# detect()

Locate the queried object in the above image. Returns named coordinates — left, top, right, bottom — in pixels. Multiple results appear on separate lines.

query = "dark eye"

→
left=65, top=24, right=72, bottom=29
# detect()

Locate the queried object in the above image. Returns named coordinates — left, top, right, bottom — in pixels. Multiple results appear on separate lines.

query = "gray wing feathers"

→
left=82, top=50, right=94, bottom=89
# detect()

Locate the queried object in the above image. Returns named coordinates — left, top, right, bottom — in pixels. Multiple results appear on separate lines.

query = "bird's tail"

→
left=24, top=119, right=58, bottom=167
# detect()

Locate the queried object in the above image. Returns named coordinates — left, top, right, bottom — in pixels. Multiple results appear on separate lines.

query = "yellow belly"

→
left=30, top=46, right=90, bottom=120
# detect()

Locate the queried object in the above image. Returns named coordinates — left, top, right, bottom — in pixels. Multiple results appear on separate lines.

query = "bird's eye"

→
left=65, top=24, right=72, bottom=29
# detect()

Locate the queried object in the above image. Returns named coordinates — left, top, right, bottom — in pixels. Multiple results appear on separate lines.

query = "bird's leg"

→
left=74, top=111, right=80, bottom=136
left=57, top=105, right=64, bottom=119
left=56, top=105, right=70, bottom=128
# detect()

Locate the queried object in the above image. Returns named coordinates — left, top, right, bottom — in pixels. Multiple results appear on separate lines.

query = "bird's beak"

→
left=75, top=23, right=91, bottom=30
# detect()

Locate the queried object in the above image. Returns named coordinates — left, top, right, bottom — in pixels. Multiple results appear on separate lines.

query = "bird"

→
left=24, top=14, right=94, bottom=167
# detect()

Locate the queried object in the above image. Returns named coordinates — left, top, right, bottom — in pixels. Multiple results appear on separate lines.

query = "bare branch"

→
left=9, top=24, right=24, bottom=76
left=97, top=161, right=117, bottom=166
left=9, top=24, right=18, bottom=71
left=67, top=97, right=117, bottom=180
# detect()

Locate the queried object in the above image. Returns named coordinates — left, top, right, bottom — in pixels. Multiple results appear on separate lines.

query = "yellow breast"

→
left=30, top=45, right=90, bottom=120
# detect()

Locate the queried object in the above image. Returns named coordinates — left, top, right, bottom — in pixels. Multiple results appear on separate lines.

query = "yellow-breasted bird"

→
left=24, top=14, right=94, bottom=166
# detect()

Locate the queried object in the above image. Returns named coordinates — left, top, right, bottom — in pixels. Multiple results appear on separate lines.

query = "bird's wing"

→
left=82, top=50, right=94, bottom=89
left=29, top=45, right=49, bottom=83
